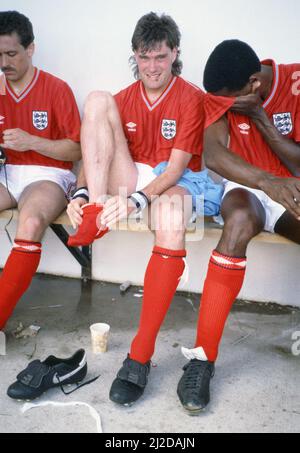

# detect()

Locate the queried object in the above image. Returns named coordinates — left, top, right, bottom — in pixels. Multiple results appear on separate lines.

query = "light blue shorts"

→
left=153, top=162, right=224, bottom=216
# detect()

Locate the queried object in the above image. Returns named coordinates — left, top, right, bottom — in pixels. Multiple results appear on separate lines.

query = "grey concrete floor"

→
left=0, top=274, right=299, bottom=433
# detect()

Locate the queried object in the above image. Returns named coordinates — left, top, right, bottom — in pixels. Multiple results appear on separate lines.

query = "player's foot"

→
left=109, top=355, right=151, bottom=406
left=67, top=203, right=108, bottom=247
left=177, top=359, right=215, bottom=415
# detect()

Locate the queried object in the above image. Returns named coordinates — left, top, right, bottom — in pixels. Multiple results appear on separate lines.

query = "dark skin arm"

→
left=204, top=115, right=300, bottom=220
left=231, top=93, right=300, bottom=176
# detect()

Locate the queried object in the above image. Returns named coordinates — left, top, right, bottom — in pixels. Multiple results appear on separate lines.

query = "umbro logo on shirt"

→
left=0, top=115, right=5, bottom=125
left=126, top=122, right=137, bottom=132
left=238, top=123, right=251, bottom=135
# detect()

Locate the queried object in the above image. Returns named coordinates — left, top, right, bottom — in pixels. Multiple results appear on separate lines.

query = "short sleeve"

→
left=173, top=90, right=205, bottom=157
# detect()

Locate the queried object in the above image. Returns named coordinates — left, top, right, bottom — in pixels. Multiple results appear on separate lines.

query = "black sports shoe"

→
left=109, top=355, right=150, bottom=406
left=177, top=359, right=215, bottom=415
left=7, top=349, right=88, bottom=401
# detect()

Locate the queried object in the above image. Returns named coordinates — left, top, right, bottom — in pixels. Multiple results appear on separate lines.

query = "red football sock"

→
left=130, top=246, right=186, bottom=364
left=67, top=203, right=109, bottom=247
left=0, top=240, right=42, bottom=329
left=195, top=250, right=247, bottom=362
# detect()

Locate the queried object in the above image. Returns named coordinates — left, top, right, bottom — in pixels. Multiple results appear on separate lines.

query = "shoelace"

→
left=56, top=373, right=101, bottom=396
left=182, top=361, right=210, bottom=393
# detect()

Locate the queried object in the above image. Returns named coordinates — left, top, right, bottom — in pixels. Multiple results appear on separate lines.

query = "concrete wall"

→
left=92, top=232, right=300, bottom=307
left=2, top=0, right=300, bottom=108
left=1, top=0, right=300, bottom=307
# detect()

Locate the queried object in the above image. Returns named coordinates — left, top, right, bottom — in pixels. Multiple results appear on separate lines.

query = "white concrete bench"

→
left=0, top=208, right=292, bottom=272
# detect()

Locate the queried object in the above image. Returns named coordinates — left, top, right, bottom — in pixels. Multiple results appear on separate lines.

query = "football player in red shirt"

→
left=0, top=11, right=81, bottom=330
left=67, top=13, right=207, bottom=408
left=181, top=39, right=300, bottom=414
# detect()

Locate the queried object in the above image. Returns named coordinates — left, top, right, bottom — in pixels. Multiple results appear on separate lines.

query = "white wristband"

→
left=72, top=187, right=89, bottom=202
left=129, top=192, right=148, bottom=212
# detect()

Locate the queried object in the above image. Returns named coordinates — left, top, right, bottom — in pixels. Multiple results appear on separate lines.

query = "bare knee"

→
left=153, top=202, right=186, bottom=249
left=17, top=215, right=47, bottom=241
left=220, top=208, right=263, bottom=255
left=84, top=91, right=113, bottom=119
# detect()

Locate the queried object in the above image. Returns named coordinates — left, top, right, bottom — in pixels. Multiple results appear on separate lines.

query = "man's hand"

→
left=67, top=197, right=86, bottom=229
left=0, top=128, right=34, bottom=151
left=230, top=93, right=265, bottom=120
left=100, top=195, right=136, bottom=228
left=260, top=176, right=300, bottom=220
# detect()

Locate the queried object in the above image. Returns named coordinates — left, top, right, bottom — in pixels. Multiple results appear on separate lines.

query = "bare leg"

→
left=81, top=91, right=138, bottom=202
left=109, top=186, right=192, bottom=404
left=218, top=188, right=266, bottom=256
left=17, top=181, right=67, bottom=241
left=0, top=181, right=66, bottom=329
left=130, top=186, right=190, bottom=361
left=0, top=183, right=17, bottom=211
left=194, top=188, right=266, bottom=364
left=151, top=185, right=192, bottom=249
left=274, top=210, right=300, bottom=244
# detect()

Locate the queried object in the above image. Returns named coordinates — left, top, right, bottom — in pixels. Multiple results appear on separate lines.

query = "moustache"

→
left=1, top=67, right=15, bottom=73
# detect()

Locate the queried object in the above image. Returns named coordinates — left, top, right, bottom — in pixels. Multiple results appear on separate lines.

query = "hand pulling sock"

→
left=130, top=246, right=186, bottom=364
left=67, top=203, right=109, bottom=247
left=195, top=250, right=247, bottom=362
left=0, top=240, right=42, bottom=329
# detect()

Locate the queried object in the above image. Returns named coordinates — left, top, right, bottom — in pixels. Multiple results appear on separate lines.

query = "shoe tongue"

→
left=181, top=346, right=208, bottom=361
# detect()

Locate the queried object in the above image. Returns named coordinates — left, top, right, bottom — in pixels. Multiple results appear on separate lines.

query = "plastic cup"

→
left=90, top=323, right=110, bottom=353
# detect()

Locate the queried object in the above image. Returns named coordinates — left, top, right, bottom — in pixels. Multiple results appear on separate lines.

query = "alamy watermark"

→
left=96, top=189, right=206, bottom=243
left=291, top=331, right=300, bottom=357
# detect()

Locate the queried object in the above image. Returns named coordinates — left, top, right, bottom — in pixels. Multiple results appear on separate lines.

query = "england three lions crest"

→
left=273, top=112, right=293, bottom=136
left=32, top=111, right=48, bottom=130
left=161, top=119, right=176, bottom=140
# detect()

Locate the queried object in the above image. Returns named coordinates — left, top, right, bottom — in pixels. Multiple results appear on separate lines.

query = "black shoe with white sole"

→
left=177, top=359, right=215, bottom=415
left=7, top=349, right=88, bottom=401
left=109, top=355, right=150, bottom=406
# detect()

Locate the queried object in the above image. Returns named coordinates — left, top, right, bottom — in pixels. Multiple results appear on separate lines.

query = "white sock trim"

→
left=179, top=258, right=189, bottom=287
left=181, top=346, right=208, bottom=361
left=13, top=243, right=41, bottom=252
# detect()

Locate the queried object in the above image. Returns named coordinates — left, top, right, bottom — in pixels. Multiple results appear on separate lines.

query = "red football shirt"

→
left=114, top=76, right=204, bottom=171
left=204, top=60, right=300, bottom=178
left=0, top=68, right=81, bottom=170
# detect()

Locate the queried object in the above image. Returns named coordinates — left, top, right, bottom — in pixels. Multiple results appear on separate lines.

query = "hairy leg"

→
left=17, top=180, right=67, bottom=241
left=81, top=91, right=138, bottom=201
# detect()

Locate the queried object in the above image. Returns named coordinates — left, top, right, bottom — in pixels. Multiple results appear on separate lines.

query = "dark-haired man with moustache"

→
left=0, top=11, right=81, bottom=329
left=177, top=39, right=300, bottom=414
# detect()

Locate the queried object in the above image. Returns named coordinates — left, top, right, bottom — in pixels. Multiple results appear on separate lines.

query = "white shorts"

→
left=0, top=164, right=76, bottom=202
left=135, top=162, right=156, bottom=191
left=223, top=180, right=285, bottom=233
